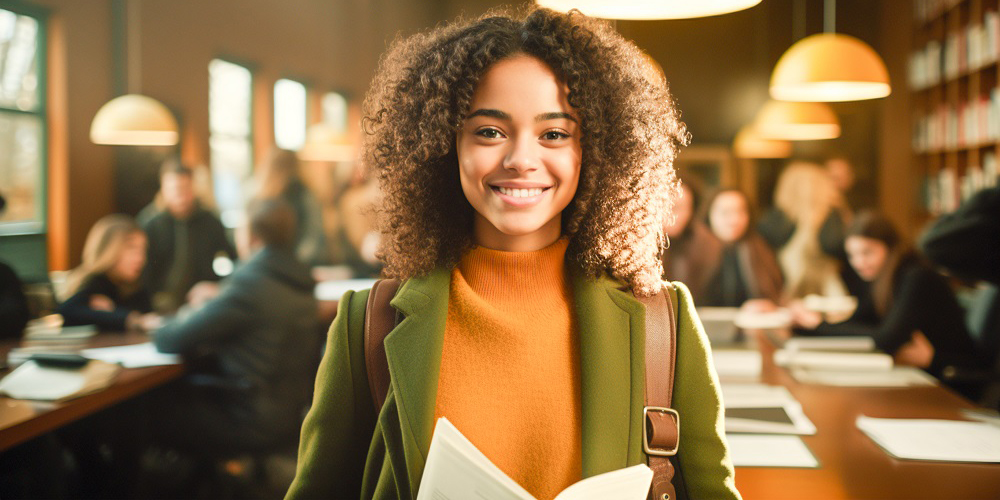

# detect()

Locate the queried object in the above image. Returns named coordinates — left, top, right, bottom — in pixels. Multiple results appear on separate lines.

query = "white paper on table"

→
left=734, top=308, right=792, bottom=330
left=774, top=349, right=893, bottom=371
left=857, top=416, right=1000, bottom=463
left=783, top=336, right=875, bottom=353
left=790, top=366, right=937, bottom=387
left=81, top=342, right=180, bottom=368
left=726, top=434, right=819, bottom=467
left=0, top=360, right=121, bottom=401
left=314, top=279, right=379, bottom=301
left=712, top=350, right=762, bottom=379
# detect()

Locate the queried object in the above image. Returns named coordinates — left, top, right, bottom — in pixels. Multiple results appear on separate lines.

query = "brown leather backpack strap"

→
left=364, top=278, right=401, bottom=412
left=637, top=283, right=680, bottom=500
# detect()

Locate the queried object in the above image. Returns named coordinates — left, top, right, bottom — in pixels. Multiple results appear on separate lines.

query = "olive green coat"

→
left=286, top=266, right=740, bottom=499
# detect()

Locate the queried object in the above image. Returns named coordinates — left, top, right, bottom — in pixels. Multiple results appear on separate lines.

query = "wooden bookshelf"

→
left=912, top=0, right=1000, bottom=218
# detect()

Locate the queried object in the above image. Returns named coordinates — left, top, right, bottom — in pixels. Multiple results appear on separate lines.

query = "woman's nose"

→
left=503, top=135, right=540, bottom=173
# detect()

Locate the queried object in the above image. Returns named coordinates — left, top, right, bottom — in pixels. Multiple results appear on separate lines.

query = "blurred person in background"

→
left=58, top=214, right=161, bottom=332
left=0, top=192, right=30, bottom=339
left=149, top=198, right=319, bottom=458
left=250, top=148, right=329, bottom=266
left=920, top=186, right=1000, bottom=408
left=825, top=153, right=862, bottom=215
left=700, top=187, right=784, bottom=309
left=335, top=163, right=382, bottom=277
left=661, top=174, right=716, bottom=301
left=791, top=211, right=985, bottom=398
left=141, top=160, right=235, bottom=313
left=762, top=162, right=848, bottom=301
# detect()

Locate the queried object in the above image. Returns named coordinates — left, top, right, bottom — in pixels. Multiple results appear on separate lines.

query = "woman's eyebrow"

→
left=535, top=112, right=577, bottom=123
left=466, top=108, right=510, bottom=120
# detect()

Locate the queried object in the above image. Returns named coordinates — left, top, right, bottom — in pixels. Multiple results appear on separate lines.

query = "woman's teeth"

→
left=496, top=186, right=544, bottom=198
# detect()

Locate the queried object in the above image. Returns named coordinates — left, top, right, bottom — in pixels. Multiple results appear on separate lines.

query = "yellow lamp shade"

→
left=297, top=123, right=357, bottom=162
left=733, top=125, right=792, bottom=158
left=753, top=100, right=840, bottom=141
left=770, top=33, right=891, bottom=102
left=535, top=0, right=761, bottom=20
left=90, top=94, right=179, bottom=146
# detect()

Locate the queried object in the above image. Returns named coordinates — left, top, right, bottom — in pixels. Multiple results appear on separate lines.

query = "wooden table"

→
left=0, top=332, right=184, bottom=452
left=731, top=331, right=1000, bottom=500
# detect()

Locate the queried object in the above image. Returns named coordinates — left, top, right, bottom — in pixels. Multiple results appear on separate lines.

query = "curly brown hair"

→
left=363, top=6, right=689, bottom=295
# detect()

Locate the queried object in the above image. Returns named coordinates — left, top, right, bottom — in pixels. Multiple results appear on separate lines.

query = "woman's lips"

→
left=490, top=185, right=551, bottom=206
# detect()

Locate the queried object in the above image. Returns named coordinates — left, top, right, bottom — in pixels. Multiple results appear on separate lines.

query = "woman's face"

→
left=110, top=231, right=147, bottom=283
left=457, top=54, right=582, bottom=252
left=845, top=235, right=889, bottom=281
left=664, top=184, right=694, bottom=238
left=708, top=191, right=750, bottom=243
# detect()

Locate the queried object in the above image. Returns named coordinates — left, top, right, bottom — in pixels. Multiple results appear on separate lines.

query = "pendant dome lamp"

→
left=733, top=125, right=793, bottom=158
left=753, top=100, right=840, bottom=141
left=769, top=0, right=890, bottom=102
left=90, top=0, right=178, bottom=146
left=535, top=0, right=762, bottom=20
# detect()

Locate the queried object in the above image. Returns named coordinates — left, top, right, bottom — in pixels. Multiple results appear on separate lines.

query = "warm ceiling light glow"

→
left=535, top=0, right=762, bottom=20
left=733, top=125, right=792, bottom=158
left=753, top=100, right=840, bottom=141
left=297, top=123, right=357, bottom=162
left=90, top=94, right=179, bottom=146
left=770, top=33, right=891, bottom=102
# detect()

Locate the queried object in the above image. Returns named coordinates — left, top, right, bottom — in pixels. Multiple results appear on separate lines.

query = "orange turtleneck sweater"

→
left=433, top=238, right=582, bottom=499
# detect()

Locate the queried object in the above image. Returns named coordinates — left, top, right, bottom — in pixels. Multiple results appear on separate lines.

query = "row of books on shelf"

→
left=909, top=10, right=1000, bottom=90
left=923, top=158, right=999, bottom=214
left=912, top=88, right=1000, bottom=152
left=915, top=0, right=963, bottom=23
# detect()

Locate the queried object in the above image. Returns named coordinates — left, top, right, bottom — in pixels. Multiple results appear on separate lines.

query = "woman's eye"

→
left=475, top=128, right=504, bottom=139
left=542, top=130, right=569, bottom=141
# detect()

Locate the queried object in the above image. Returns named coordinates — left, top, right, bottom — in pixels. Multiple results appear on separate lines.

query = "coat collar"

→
left=381, top=264, right=644, bottom=489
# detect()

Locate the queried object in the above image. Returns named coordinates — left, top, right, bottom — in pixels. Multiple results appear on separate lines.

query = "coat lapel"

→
left=382, top=268, right=452, bottom=492
left=570, top=267, right=647, bottom=477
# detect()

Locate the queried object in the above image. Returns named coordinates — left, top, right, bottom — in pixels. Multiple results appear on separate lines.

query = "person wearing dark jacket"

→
left=141, top=161, right=235, bottom=313
left=920, top=187, right=1000, bottom=407
left=791, top=211, right=984, bottom=398
left=58, top=215, right=160, bottom=332
left=151, top=198, right=319, bottom=453
left=0, top=261, right=29, bottom=339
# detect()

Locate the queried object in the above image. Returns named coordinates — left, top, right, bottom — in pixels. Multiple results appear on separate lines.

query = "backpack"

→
left=363, top=278, right=684, bottom=500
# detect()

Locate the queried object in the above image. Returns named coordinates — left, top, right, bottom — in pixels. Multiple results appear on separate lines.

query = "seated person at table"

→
left=0, top=193, right=30, bottom=339
left=699, top=188, right=783, bottom=308
left=150, top=198, right=319, bottom=453
left=662, top=175, right=717, bottom=300
left=141, top=160, right=235, bottom=313
left=58, top=214, right=161, bottom=332
left=790, top=211, right=985, bottom=397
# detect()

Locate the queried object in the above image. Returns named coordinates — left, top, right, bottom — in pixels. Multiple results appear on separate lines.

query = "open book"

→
left=417, top=417, right=653, bottom=500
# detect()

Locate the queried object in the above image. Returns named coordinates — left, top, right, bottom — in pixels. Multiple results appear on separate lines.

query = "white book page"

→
left=774, top=350, right=893, bottom=371
left=726, top=434, right=819, bottom=468
left=790, top=366, right=937, bottom=387
left=554, top=464, right=652, bottom=500
left=783, top=336, right=874, bottom=352
left=417, top=417, right=534, bottom=500
left=857, top=416, right=1000, bottom=463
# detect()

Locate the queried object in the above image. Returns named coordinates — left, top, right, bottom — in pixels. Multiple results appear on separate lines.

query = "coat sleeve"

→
left=285, top=289, right=379, bottom=499
left=671, top=281, right=742, bottom=500
left=152, top=283, right=252, bottom=354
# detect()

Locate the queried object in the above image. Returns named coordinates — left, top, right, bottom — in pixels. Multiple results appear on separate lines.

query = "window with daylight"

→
left=274, top=78, right=307, bottom=151
left=208, top=58, right=253, bottom=228
left=321, top=91, right=348, bottom=135
left=0, top=6, right=45, bottom=235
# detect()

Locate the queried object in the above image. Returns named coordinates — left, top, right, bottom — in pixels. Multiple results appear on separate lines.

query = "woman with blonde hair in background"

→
left=763, top=161, right=848, bottom=301
left=58, top=214, right=161, bottom=332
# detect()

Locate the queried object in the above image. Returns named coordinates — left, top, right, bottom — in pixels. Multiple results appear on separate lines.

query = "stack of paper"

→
left=726, top=434, right=819, bottom=468
left=857, top=416, right=1000, bottom=463
left=712, top=349, right=762, bottom=380
left=722, top=384, right=816, bottom=435
left=783, top=336, right=874, bottom=353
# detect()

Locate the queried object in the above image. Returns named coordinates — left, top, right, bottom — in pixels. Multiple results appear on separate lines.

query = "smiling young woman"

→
left=286, top=7, right=740, bottom=500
